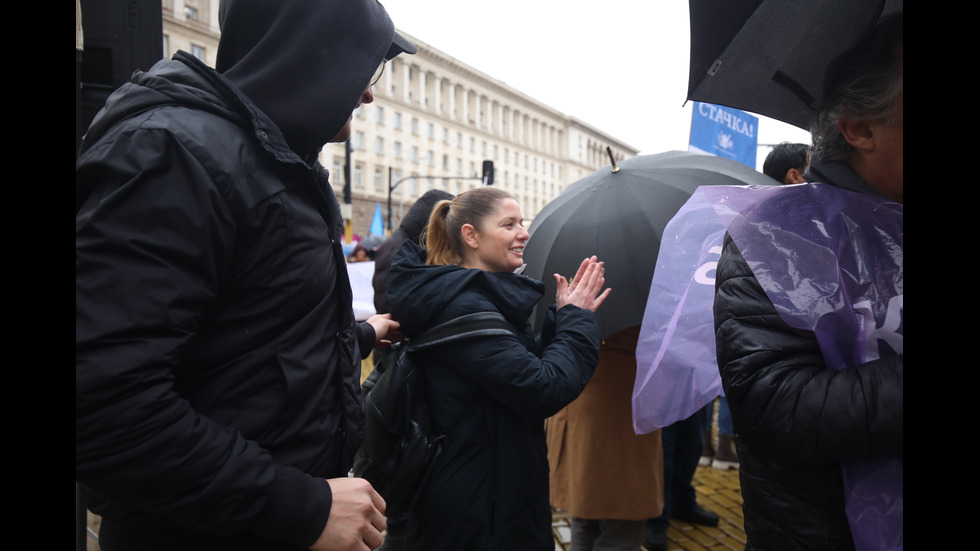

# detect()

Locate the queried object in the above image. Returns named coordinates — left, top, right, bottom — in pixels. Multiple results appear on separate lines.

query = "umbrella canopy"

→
left=359, top=234, right=386, bottom=251
left=523, top=150, right=774, bottom=339
left=686, top=0, right=902, bottom=129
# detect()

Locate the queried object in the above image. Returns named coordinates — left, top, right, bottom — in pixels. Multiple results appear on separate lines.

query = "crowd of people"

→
left=76, top=1, right=902, bottom=550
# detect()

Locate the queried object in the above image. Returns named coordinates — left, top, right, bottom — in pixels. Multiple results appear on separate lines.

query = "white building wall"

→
left=159, top=12, right=638, bottom=236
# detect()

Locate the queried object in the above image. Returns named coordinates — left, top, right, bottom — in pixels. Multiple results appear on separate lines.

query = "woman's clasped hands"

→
left=554, top=256, right=612, bottom=312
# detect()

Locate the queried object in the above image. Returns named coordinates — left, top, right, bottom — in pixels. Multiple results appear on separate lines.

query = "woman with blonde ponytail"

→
left=385, top=186, right=611, bottom=550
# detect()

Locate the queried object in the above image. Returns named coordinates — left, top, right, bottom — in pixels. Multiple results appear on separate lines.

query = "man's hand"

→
left=365, top=313, right=402, bottom=347
left=308, top=477, right=387, bottom=551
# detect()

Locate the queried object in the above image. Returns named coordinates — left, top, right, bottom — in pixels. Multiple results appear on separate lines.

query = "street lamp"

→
left=387, top=161, right=494, bottom=234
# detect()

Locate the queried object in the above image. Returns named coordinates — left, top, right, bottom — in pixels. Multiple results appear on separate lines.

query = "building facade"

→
left=160, top=1, right=638, bottom=237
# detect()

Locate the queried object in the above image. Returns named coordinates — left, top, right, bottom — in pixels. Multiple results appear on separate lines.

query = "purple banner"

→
left=633, top=183, right=903, bottom=550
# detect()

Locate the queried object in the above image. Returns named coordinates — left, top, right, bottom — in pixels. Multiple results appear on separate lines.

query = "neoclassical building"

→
left=160, top=0, right=638, bottom=236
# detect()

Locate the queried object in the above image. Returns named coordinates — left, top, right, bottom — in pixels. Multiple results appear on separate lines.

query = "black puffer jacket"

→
left=76, top=1, right=396, bottom=548
left=386, top=241, right=600, bottom=551
left=712, top=160, right=903, bottom=550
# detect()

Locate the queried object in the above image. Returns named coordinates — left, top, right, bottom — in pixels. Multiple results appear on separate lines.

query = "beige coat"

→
left=547, top=326, right=664, bottom=520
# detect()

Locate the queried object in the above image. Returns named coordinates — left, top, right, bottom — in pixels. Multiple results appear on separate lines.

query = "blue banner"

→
left=688, top=102, right=758, bottom=169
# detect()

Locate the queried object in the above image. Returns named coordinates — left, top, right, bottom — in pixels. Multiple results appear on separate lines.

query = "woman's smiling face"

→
left=464, top=197, right=529, bottom=273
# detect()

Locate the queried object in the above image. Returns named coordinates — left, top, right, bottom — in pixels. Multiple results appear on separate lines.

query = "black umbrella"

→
left=523, top=150, right=774, bottom=340
left=686, top=0, right=902, bottom=130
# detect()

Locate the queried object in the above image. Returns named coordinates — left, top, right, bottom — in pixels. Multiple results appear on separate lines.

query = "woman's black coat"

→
left=387, top=241, right=600, bottom=550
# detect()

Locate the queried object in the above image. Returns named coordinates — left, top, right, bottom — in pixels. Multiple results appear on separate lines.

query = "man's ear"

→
left=460, top=224, right=480, bottom=250
left=784, top=168, right=806, bottom=185
left=839, top=119, right=875, bottom=153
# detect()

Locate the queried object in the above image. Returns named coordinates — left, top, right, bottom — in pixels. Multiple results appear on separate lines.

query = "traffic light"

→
left=482, top=160, right=494, bottom=186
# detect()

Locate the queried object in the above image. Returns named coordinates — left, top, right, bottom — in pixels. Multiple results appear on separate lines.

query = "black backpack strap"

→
left=405, top=311, right=515, bottom=439
left=409, top=311, right=515, bottom=351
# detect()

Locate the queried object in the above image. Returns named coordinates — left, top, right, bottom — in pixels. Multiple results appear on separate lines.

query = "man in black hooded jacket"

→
left=76, top=1, right=413, bottom=549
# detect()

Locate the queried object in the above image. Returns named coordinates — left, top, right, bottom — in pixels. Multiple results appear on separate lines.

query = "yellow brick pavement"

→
left=551, top=463, right=745, bottom=551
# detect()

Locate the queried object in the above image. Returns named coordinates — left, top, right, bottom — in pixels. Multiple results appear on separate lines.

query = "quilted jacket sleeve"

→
left=713, top=234, right=903, bottom=464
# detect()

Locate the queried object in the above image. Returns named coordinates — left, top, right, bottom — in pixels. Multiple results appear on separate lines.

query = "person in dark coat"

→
left=713, top=12, right=903, bottom=551
left=369, top=188, right=451, bottom=551
left=385, top=187, right=611, bottom=550
left=372, top=189, right=454, bottom=316
left=75, top=1, right=411, bottom=549
left=761, top=142, right=810, bottom=185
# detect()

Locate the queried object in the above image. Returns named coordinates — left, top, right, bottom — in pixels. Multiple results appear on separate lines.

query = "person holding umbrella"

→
left=385, top=186, right=611, bottom=549
left=713, top=11, right=903, bottom=551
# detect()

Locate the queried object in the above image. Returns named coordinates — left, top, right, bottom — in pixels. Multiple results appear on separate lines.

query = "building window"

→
left=354, top=165, right=363, bottom=188
left=394, top=112, right=402, bottom=130
left=456, top=132, right=462, bottom=148
left=190, top=44, right=205, bottom=60
left=427, top=123, right=435, bottom=139
left=375, top=106, right=384, bottom=125
left=412, top=118, right=420, bottom=135
left=443, top=154, right=449, bottom=171
left=375, top=137, right=384, bottom=155
left=443, top=128, right=450, bottom=144
left=427, top=150, right=434, bottom=167
left=374, top=168, right=384, bottom=192
left=411, top=146, right=419, bottom=163
left=469, top=137, right=475, bottom=153
left=394, top=141, right=402, bottom=159
left=353, top=131, right=364, bottom=150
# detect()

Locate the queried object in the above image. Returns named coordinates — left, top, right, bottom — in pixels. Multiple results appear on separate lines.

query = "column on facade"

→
left=493, top=101, right=501, bottom=136
left=433, top=73, right=441, bottom=113
left=467, top=90, right=476, bottom=125
left=478, top=95, right=486, bottom=129
left=401, top=60, right=410, bottom=101
left=502, top=105, right=510, bottom=140
left=450, top=83, right=458, bottom=119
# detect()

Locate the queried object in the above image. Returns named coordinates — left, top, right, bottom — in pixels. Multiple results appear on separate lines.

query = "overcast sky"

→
left=382, top=0, right=813, bottom=169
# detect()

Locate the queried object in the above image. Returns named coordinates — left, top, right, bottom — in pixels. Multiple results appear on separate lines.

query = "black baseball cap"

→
left=386, top=31, right=417, bottom=60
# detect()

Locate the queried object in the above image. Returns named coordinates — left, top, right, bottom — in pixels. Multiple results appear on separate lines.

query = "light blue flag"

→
left=369, top=202, right=384, bottom=236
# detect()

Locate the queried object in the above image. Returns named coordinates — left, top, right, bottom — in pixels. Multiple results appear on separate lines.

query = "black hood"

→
left=216, top=0, right=410, bottom=158
left=400, top=189, right=454, bottom=241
